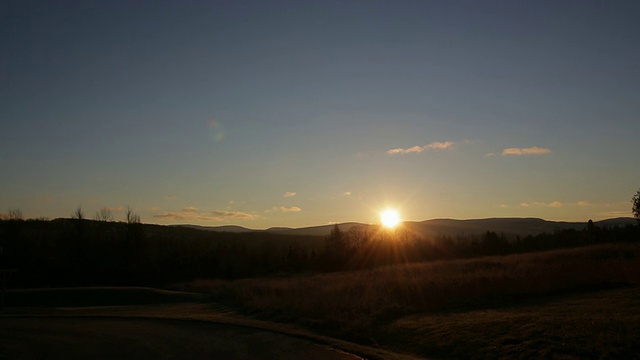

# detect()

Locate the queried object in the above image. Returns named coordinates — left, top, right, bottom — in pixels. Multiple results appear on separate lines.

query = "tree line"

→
left=1, top=213, right=637, bottom=288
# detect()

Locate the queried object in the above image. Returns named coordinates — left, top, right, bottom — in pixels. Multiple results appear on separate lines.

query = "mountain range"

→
left=176, top=217, right=637, bottom=238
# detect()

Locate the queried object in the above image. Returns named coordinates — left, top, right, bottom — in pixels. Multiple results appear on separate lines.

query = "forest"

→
left=1, top=213, right=637, bottom=288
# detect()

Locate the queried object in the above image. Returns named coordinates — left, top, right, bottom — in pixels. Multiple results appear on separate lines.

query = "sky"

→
left=1, top=0, right=639, bottom=228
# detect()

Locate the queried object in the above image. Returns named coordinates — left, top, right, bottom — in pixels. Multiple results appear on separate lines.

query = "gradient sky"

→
left=2, top=0, right=639, bottom=228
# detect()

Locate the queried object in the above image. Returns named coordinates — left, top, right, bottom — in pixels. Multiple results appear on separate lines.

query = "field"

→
left=3, top=235, right=640, bottom=359
left=182, top=243, right=640, bottom=359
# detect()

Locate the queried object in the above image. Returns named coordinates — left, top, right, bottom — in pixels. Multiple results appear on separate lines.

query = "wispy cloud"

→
left=182, top=206, right=198, bottom=212
left=105, top=206, right=124, bottom=212
left=578, top=200, right=591, bottom=207
left=271, top=206, right=302, bottom=212
left=283, top=191, right=297, bottom=197
left=153, top=212, right=222, bottom=221
left=502, top=147, right=552, bottom=156
left=210, top=210, right=255, bottom=219
left=520, top=201, right=562, bottom=208
left=344, top=191, right=352, bottom=196
left=387, top=141, right=455, bottom=155
left=153, top=209, right=256, bottom=221
left=597, top=210, right=632, bottom=218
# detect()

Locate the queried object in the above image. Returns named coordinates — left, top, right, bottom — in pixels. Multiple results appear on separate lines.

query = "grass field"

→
left=183, top=243, right=640, bottom=359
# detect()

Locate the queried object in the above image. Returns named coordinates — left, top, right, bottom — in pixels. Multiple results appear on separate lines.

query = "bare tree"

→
left=95, top=207, right=114, bottom=222
left=125, top=206, right=140, bottom=224
left=72, top=206, right=85, bottom=220
left=8, top=208, right=23, bottom=221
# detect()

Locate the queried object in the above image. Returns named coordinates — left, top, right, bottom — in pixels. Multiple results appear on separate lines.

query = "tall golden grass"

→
left=186, top=243, right=640, bottom=330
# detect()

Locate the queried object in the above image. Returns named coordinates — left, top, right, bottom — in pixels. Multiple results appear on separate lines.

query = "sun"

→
left=380, top=209, right=401, bottom=229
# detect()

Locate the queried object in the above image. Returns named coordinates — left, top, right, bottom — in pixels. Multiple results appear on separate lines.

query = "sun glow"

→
left=380, top=209, right=401, bottom=228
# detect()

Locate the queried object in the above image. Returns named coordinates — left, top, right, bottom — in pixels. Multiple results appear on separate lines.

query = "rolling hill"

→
left=177, top=217, right=636, bottom=238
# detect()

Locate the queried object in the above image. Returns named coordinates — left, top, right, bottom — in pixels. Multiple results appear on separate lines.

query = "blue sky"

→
left=2, top=0, right=639, bottom=228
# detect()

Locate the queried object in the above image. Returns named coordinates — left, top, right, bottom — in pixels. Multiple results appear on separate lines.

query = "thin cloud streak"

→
left=271, top=206, right=302, bottom=212
left=210, top=210, right=255, bottom=219
left=387, top=141, right=455, bottom=155
left=153, top=212, right=223, bottom=221
left=154, top=209, right=256, bottom=221
left=520, top=201, right=563, bottom=208
left=283, top=192, right=297, bottom=197
left=502, top=147, right=552, bottom=156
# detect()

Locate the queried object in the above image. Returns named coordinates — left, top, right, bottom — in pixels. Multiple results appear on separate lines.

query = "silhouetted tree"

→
left=324, top=224, right=349, bottom=270
left=95, top=207, right=114, bottom=222
left=8, top=208, right=23, bottom=221
left=71, top=206, right=85, bottom=220
left=633, top=189, right=640, bottom=224
left=125, top=206, right=140, bottom=224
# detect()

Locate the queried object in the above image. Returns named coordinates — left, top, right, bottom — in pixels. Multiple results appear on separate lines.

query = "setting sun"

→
left=380, top=209, right=401, bottom=228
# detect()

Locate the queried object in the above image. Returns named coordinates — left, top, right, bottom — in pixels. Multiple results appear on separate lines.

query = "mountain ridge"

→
left=175, top=217, right=636, bottom=238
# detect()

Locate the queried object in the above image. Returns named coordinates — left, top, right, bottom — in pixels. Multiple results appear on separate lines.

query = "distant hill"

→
left=177, top=217, right=637, bottom=238
left=173, top=224, right=254, bottom=233
left=405, top=218, right=580, bottom=238
left=266, top=222, right=366, bottom=236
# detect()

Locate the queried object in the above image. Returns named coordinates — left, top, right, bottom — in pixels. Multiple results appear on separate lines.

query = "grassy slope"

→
left=5, top=243, right=640, bottom=359
left=386, top=286, right=640, bottom=359
left=185, top=243, right=640, bottom=359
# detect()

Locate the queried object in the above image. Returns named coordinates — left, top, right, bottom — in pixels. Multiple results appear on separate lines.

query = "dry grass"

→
left=385, top=286, right=640, bottom=359
left=185, top=243, right=640, bottom=358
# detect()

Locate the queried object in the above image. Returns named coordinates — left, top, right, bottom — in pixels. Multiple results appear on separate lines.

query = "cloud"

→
left=105, top=206, right=124, bottom=212
left=520, top=201, right=562, bottom=207
left=502, top=147, right=552, bottom=156
left=182, top=206, right=199, bottom=212
left=154, top=209, right=256, bottom=221
left=578, top=200, right=591, bottom=207
left=271, top=206, right=302, bottom=212
left=597, top=210, right=631, bottom=218
left=387, top=141, right=456, bottom=155
left=344, top=191, right=352, bottom=196
left=428, top=141, right=456, bottom=150
left=210, top=210, right=256, bottom=219
left=153, top=212, right=223, bottom=221
left=283, top=192, right=297, bottom=197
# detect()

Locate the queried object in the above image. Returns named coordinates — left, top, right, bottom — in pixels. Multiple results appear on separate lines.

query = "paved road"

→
left=0, top=317, right=363, bottom=360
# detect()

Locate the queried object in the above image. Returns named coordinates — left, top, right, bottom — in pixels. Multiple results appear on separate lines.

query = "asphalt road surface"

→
left=0, top=316, right=363, bottom=360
